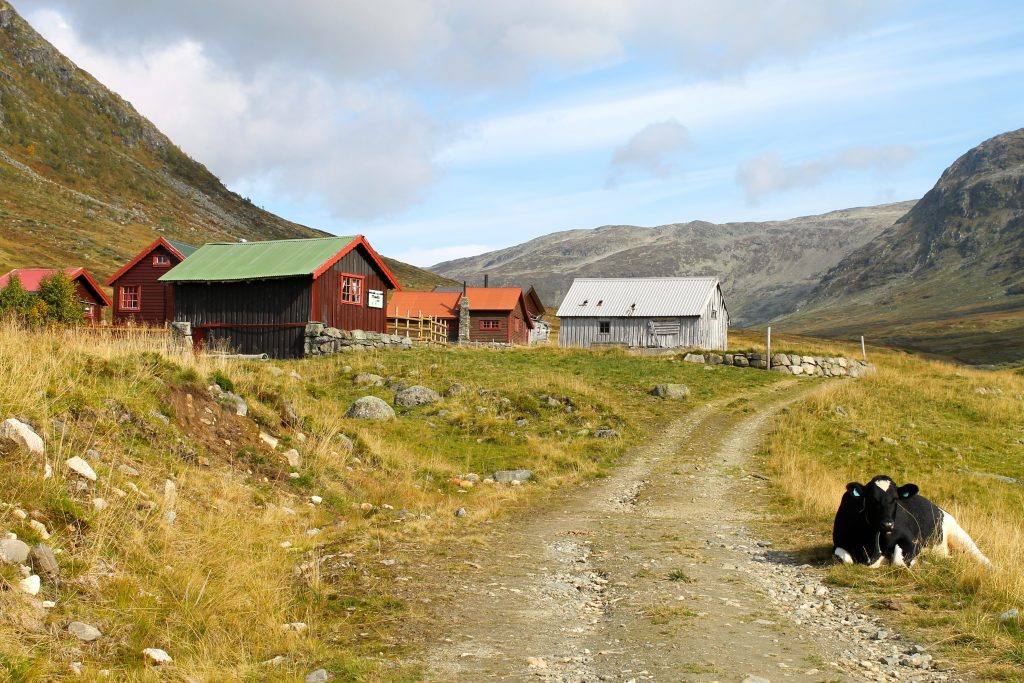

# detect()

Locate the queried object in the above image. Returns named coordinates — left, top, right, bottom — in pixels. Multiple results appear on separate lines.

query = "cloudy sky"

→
left=14, top=1, right=1024, bottom=265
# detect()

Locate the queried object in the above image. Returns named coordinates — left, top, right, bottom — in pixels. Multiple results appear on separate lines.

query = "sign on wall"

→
left=367, top=289, right=384, bottom=309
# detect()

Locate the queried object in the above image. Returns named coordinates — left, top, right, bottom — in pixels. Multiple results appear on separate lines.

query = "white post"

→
left=766, top=326, right=771, bottom=371
left=860, top=335, right=867, bottom=361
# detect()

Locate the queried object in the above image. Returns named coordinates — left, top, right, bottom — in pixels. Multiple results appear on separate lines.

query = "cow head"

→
left=846, top=476, right=919, bottom=534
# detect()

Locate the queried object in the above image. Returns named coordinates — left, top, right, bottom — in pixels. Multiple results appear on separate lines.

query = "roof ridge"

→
left=203, top=235, right=355, bottom=246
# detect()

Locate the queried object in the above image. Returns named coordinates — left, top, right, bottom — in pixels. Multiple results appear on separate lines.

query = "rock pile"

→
left=681, top=352, right=873, bottom=378
left=304, top=324, right=412, bottom=356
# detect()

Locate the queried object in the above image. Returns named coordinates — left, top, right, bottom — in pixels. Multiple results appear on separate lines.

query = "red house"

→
left=0, top=267, right=111, bottom=323
left=105, top=238, right=197, bottom=325
left=465, top=287, right=533, bottom=344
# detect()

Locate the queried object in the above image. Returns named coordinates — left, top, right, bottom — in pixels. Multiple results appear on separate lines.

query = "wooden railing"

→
left=387, top=311, right=449, bottom=345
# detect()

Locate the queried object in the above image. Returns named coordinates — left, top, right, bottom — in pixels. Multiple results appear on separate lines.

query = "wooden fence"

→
left=387, top=312, right=449, bottom=345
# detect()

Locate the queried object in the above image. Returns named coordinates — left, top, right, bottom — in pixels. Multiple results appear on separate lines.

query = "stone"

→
left=593, top=428, right=620, bottom=438
left=733, top=355, right=750, bottom=367
left=492, top=469, right=533, bottom=483
left=150, top=410, right=171, bottom=425
left=2, top=418, right=44, bottom=455
left=92, top=498, right=108, bottom=511
left=526, top=657, right=548, bottom=669
left=260, top=433, right=279, bottom=449
left=651, top=384, right=690, bottom=399
left=306, top=669, right=329, bottom=683
left=31, top=544, right=59, bottom=579
left=771, top=353, right=790, bottom=366
left=395, top=385, right=441, bottom=407
left=790, top=365, right=803, bottom=375
left=18, top=574, right=40, bottom=595
left=284, top=449, right=302, bottom=468
left=118, top=464, right=140, bottom=477
left=800, top=363, right=816, bottom=375
left=222, top=391, right=248, bottom=417
left=142, top=648, right=173, bottom=665
left=741, top=676, right=770, bottom=683
left=443, top=383, right=467, bottom=397
left=66, top=456, right=97, bottom=481
left=353, top=373, right=385, bottom=387
left=29, top=520, right=50, bottom=539
left=515, top=418, right=529, bottom=427
left=706, top=353, right=724, bottom=365
left=454, top=507, right=468, bottom=517
left=789, top=354, right=802, bottom=366
left=835, top=405, right=849, bottom=417
left=346, top=396, right=396, bottom=420
left=683, top=353, right=705, bottom=364
left=68, top=621, right=102, bottom=642
left=881, top=437, right=899, bottom=445
left=999, top=608, right=1020, bottom=622
left=336, top=434, right=354, bottom=452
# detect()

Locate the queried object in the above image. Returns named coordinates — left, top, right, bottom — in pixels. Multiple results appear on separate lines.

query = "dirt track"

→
left=423, top=381, right=968, bottom=683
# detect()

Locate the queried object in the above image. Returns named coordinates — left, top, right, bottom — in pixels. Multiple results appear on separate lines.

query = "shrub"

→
left=36, top=272, right=83, bottom=324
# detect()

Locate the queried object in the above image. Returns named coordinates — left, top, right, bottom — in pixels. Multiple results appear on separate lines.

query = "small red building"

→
left=465, top=287, right=533, bottom=344
left=388, top=291, right=462, bottom=342
left=105, top=237, right=197, bottom=325
left=0, top=267, right=111, bottom=323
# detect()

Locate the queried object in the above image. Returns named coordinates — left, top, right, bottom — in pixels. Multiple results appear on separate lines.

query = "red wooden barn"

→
left=0, top=267, right=111, bottom=323
left=105, top=237, right=197, bottom=325
left=159, top=235, right=401, bottom=358
left=394, top=287, right=532, bottom=344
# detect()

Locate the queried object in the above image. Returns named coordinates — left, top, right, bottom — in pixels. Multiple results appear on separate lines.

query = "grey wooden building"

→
left=556, top=277, right=728, bottom=350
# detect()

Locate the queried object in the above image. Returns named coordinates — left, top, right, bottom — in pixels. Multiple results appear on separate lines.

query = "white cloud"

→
left=737, top=145, right=916, bottom=203
left=28, top=9, right=438, bottom=219
left=608, top=119, right=691, bottom=184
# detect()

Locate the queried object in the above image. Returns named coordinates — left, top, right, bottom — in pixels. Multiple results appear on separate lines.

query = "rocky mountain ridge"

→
left=432, top=203, right=913, bottom=326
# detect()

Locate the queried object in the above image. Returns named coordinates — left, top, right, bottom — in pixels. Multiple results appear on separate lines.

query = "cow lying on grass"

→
left=833, top=475, right=991, bottom=567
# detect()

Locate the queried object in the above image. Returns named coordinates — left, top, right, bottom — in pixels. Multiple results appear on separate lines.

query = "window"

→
left=341, top=274, right=364, bottom=305
left=711, top=308, right=718, bottom=319
left=598, top=320, right=611, bottom=334
left=153, top=254, right=171, bottom=267
left=480, top=319, right=501, bottom=330
left=120, top=285, right=140, bottom=311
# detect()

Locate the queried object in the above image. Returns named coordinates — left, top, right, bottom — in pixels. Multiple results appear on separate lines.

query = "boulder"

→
left=0, top=538, right=30, bottom=564
left=306, top=670, right=329, bottom=683
left=68, top=621, right=102, bottom=642
left=31, top=544, right=59, bottom=579
left=443, top=383, right=467, bottom=397
left=142, top=648, right=173, bottom=665
left=346, top=396, right=396, bottom=421
left=395, top=386, right=441, bottom=407
left=683, top=353, right=705, bottom=364
left=283, top=449, right=301, bottom=468
left=771, top=353, right=790, bottom=366
left=336, top=434, right=355, bottom=452
left=724, top=354, right=734, bottom=365
left=800, top=363, right=816, bottom=375
left=492, top=469, right=533, bottom=483
left=733, top=355, right=750, bottom=367
left=18, top=574, right=40, bottom=595
left=259, top=433, right=279, bottom=449
left=651, top=384, right=690, bottom=399
left=221, top=391, right=248, bottom=417
left=66, top=456, right=97, bottom=481
left=2, top=418, right=44, bottom=455
left=706, top=353, right=724, bottom=365
left=353, top=373, right=385, bottom=387
left=790, top=365, right=803, bottom=375
left=788, top=354, right=802, bottom=366
left=593, top=428, right=620, bottom=438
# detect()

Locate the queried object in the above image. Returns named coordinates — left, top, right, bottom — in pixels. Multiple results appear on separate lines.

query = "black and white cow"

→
left=833, top=475, right=991, bottom=567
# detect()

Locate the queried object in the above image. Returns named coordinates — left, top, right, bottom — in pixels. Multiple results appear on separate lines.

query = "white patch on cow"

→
left=940, top=509, right=992, bottom=566
left=867, top=555, right=885, bottom=569
left=874, top=479, right=891, bottom=491
left=892, top=545, right=906, bottom=567
left=834, top=547, right=854, bottom=565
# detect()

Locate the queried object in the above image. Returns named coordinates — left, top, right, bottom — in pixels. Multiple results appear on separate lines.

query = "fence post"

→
left=860, top=335, right=867, bottom=361
left=766, top=326, right=771, bottom=371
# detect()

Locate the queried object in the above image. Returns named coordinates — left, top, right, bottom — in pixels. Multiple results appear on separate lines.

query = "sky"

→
left=13, top=1, right=1024, bottom=266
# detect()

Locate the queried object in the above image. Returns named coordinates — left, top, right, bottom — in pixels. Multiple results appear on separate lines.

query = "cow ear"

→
left=898, top=484, right=919, bottom=499
left=846, top=482, right=864, bottom=497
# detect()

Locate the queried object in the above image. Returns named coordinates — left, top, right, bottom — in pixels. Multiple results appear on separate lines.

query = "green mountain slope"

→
left=0, top=1, right=454, bottom=291
left=782, top=129, right=1024, bottom=364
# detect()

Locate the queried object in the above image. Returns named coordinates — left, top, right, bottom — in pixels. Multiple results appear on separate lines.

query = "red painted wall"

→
left=311, top=244, right=391, bottom=333
left=110, top=244, right=182, bottom=325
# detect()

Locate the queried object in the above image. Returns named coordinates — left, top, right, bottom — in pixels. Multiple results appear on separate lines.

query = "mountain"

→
left=431, top=203, right=912, bottom=325
left=0, top=1, right=453, bottom=291
left=780, top=129, right=1024, bottom=364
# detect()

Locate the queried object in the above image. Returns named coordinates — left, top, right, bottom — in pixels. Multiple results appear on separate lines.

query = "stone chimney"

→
left=458, top=289, right=471, bottom=343
left=484, top=274, right=489, bottom=288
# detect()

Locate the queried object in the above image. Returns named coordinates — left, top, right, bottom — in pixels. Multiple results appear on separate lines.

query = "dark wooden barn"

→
left=105, top=237, right=197, bottom=325
left=0, top=267, right=111, bottom=324
left=464, top=287, right=532, bottom=344
left=159, top=236, right=401, bottom=358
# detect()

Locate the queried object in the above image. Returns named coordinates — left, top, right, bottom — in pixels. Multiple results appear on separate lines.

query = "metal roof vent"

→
left=597, top=299, right=603, bottom=306
left=580, top=299, right=588, bottom=306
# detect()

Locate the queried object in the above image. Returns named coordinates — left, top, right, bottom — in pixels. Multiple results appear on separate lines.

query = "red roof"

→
left=388, top=291, right=461, bottom=318
left=465, top=288, right=533, bottom=328
left=105, top=237, right=194, bottom=285
left=0, top=268, right=111, bottom=306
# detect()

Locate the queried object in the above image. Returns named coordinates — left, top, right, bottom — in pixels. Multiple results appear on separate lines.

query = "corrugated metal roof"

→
left=165, top=239, right=198, bottom=258
left=159, top=236, right=357, bottom=282
left=388, top=291, right=461, bottom=318
left=555, top=277, right=722, bottom=318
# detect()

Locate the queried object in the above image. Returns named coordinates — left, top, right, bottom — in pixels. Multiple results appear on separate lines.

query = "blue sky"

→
left=16, top=1, right=1024, bottom=266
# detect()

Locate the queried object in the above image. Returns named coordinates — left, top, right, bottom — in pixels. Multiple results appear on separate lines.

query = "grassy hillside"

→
left=759, top=349, right=1024, bottom=680
left=0, top=322, right=781, bottom=681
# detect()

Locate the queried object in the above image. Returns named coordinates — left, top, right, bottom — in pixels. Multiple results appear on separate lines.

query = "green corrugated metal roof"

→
left=159, top=236, right=356, bottom=282
left=166, top=238, right=198, bottom=258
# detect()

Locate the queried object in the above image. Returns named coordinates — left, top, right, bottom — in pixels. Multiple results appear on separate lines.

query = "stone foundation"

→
left=304, top=323, right=412, bottom=356
left=682, top=351, right=873, bottom=378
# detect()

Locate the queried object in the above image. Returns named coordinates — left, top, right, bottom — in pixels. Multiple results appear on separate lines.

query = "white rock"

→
left=1, top=418, right=44, bottom=455
left=68, top=621, right=102, bottom=642
left=66, top=456, right=97, bottom=481
left=18, top=575, right=41, bottom=595
left=282, top=622, right=308, bottom=632
left=142, top=648, right=173, bottom=665
left=305, top=669, right=329, bottom=683
left=92, top=498, right=108, bottom=512
left=284, top=449, right=301, bottom=468
left=44, top=462, right=53, bottom=479
left=29, top=520, right=50, bottom=540
left=260, top=432, right=279, bottom=449
left=42, top=600, right=56, bottom=609
left=12, top=508, right=27, bottom=520
left=310, top=495, right=323, bottom=505
left=0, top=538, right=30, bottom=564
left=163, top=480, right=178, bottom=508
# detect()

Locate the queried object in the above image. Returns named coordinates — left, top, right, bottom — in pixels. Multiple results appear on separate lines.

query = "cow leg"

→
left=867, top=554, right=885, bottom=569
left=891, top=544, right=906, bottom=567
left=834, top=547, right=854, bottom=564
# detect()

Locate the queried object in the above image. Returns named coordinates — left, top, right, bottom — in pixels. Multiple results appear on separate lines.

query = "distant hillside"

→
left=431, top=203, right=912, bottom=325
left=781, top=129, right=1024, bottom=364
left=0, top=1, right=448, bottom=290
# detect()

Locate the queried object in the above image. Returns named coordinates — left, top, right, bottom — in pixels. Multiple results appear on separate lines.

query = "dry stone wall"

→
left=682, top=351, right=873, bottom=378
left=304, top=323, right=412, bottom=357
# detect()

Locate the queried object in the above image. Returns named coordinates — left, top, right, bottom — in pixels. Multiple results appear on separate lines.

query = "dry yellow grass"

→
left=759, top=350, right=1024, bottom=678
